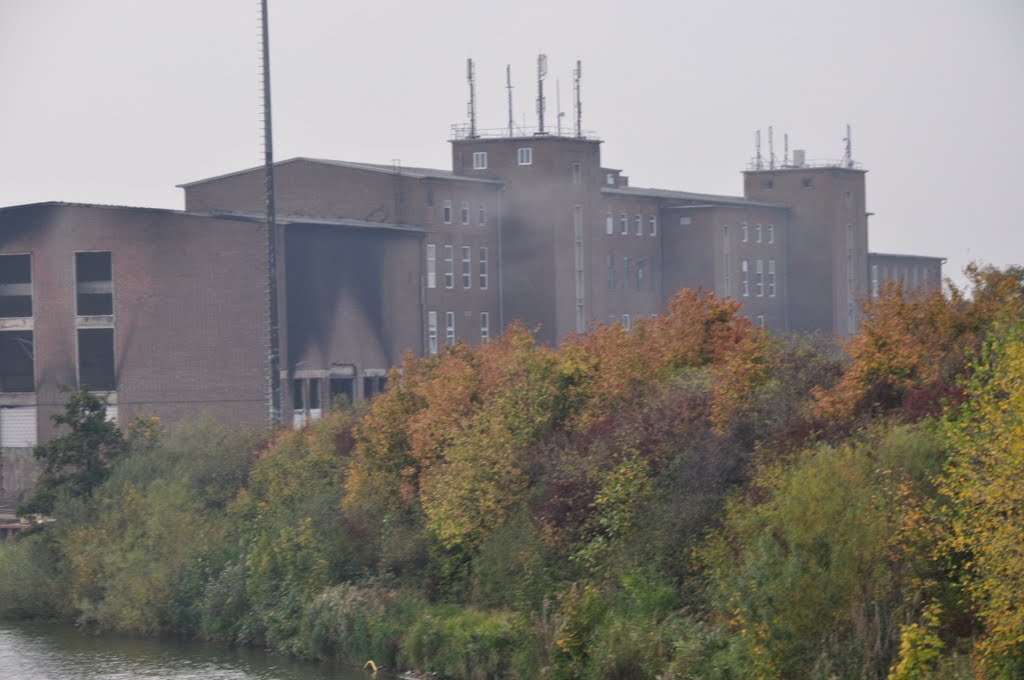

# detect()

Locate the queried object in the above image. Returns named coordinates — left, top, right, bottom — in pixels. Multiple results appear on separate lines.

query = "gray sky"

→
left=2, top=0, right=1022, bottom=289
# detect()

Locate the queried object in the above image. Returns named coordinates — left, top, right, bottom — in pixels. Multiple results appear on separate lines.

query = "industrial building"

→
left=0, top=79, right=942, bottom=507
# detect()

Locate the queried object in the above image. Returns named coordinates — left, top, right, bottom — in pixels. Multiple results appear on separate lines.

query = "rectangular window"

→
left=756, top=315, right=765, bottom=328
left=445, top=311, right=456, bottom=346
left=460, top=201, right=470, bottom=225
left=461, top=246, right=471, bottom=289
left=740, top=223, right=749, bottom=243
left=329, top=376, right=355, bottom=408
left=0, top=331, right=34, bottom=393
left=634, top=215, right=642, bottom=236
left=76, top=251, right=113, bottom=316
left=723, top=252, right=731, bottom=295
left=768, top=259, right=776, bottom=297
left=473, top=151, right=487, bottom=169
left=0, top=254, right=32, bottom=318
left=443, top=200, right=452, bottom=224
left=623, top=257, right=630, bottom=290
left=293, top=378, right=305, bottom=411
left=479, top=203, right=487, bottom=226
left=606, top=212, right=613, bottom=235
left=480, top=311, right=490, bottom=342
left=426, top=244, right=436, bottom=288
left=607, top=254, right=615, bottom=290
left=364, top=373, right=387, bottom=401
left=444, top=245, right=454, bottom=288
left=517, top=147, right=533, bottom=165
left=620, top=213, right=628, bottom=235
left=741, top=259, right=749, bottom=297
left=649, top=215, right=657, bottom=237
left=636, top=258, right=645, bottom=291
left=479, top=247, right=489, bottom=289
left=78, top=327, right=115, bottom=391
left=572, top=162, right=581, bottom=184
left=427, top=311, right=438, bottom=355
left=755, top=223, right=763, bottom=243
left=767, top=224, right=775, bottom=244
left=756, top=259, right=764, bottom=297
left=622, top=314, right=631, bottom=330
left=606, top=172, right=615, bottom=186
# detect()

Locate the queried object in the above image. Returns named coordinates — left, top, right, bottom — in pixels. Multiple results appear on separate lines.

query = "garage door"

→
left=0, top=406, right=37, bottom=448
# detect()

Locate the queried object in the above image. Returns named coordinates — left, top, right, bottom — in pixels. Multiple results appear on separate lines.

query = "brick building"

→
left=0, top=125, right=942, bottom=506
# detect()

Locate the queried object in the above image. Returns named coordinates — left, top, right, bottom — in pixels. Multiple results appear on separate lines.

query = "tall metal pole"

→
left=260, top=0, right=281, bottom=424
left=536, top=54, right=547, bottom=134
left=506, top=65, right=514, bottom=137
left=467, top=58, right=477, bottom=139
left=573, top=60, right=582, bottom=138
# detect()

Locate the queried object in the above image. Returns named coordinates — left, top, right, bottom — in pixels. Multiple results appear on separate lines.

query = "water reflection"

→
left=0, top=620, right=369, bottom=680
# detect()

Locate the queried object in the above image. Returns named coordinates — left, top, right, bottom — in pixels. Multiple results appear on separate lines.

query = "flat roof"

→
left=177, top=157, right=503, bottom=188
left=868, top=251, right=946, bottom=262
left=0, top=201, right=424, bottom=235
left=602, top=186, right=788, bottom=209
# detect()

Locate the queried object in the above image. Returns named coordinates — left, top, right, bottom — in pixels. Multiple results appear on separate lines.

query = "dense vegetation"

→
left=2, top=265, right=1022, bottom=679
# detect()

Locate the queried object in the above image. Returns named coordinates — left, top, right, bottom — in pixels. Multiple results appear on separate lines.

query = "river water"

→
left=0, top=620, right=371, bottom=680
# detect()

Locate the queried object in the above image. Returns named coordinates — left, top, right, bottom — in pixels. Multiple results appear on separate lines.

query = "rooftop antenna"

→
left=536, top=53, right=548, bottom=135
left=466, top=58, right=478, bottom=139
left=783, top=132, right=790, bottom=166
left=754, top=129, right=763, bottom=170
left=506, top=65, right=514, bottom=137
left=842, top=123, right=853, bottom=168
left=259, top=0, right=281, bottom=425
left=556, top=78, right=564, bottom=136
left=768, top=126, right=775, bottom=170
left=573, top=60, right=582, bottom=138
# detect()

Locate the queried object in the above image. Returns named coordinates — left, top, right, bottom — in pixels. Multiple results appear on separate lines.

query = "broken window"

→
left=329, top=377, right=355, bottom=407
left=0, top=255, right=32, bottom=318
left=363, top=374, right=387, bottom=400
left=0, top=331, right=34, bottom=392
left=78, top=328, right=115, bottom=390
left=76, top=251, right=113, bottom=316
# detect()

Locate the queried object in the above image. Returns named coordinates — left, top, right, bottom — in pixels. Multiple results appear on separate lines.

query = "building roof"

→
left=177, top=157, right=503, bottom=188
left=602, top=186, right=788, bottom=209
left=868, top=251, right=946, bottom=263
left=0, top=201, right=423, bottom=235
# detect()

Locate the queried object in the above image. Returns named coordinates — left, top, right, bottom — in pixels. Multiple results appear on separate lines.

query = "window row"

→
left=607, top=255, right=656, bottom=292
left=737, top=222, right=775, bottom=244
left=0, top=327, right=115, bottom=393
left=0, top=252, right=113, bottom=318
left=426, top=310, right=490, bottom=355
left=426, top=245, right=489, bottom=290
left=739, top=258, right=776, bottom=298
left=442, top=200, right=488, bottom=226
left=605, top=212, right=657, bottom=237
left=292, top=372, right=387, bottom=416
left=471, top=148, right=534, bottom=170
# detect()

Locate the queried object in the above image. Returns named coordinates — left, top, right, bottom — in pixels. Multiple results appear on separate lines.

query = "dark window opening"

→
left=293, top=379, right=305, bottom=410
left=801, top=177, right=813, bottom=188
left=0, top=331, right=34, bottom=392
left=78, top=328, right=115, bottom=391
left=363, top=375, right=387, bottom=400
left=76, top=252, right=113, bottom=316
left=308, top=378, right=321, bottom=410
left=760, top=179, right=773, bottom=189
left=329, top=377, right=355, bottom=408
left=426, top=188, right=435, bottom=207
left=0, top=254, right=32, bottom=318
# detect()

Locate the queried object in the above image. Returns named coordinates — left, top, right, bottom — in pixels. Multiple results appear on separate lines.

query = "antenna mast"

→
left=842, top=123, right=853, bottom=167
left=506, top=65, right=514, bottom=136
left=768, top=126, right=775, bottom=170
left=259, top=0, right=281, bottom=424
left=466, top=58, right=477, bottom=139
left=754, top=129, right=763, bottom=170
left=536, top=54, right=547, bottom=135
left=573, top=60, right=582, bottom=138
left=556, top=79, right=564, bottom=136
left=783, top=133, right=789, bottom=166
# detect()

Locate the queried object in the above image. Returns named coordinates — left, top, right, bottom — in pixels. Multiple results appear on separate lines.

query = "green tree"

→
left=19, top=388, right=125, bottom=516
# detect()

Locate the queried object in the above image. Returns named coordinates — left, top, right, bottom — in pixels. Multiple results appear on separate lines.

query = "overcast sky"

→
left=2, top=0, right=1021, bottom=289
